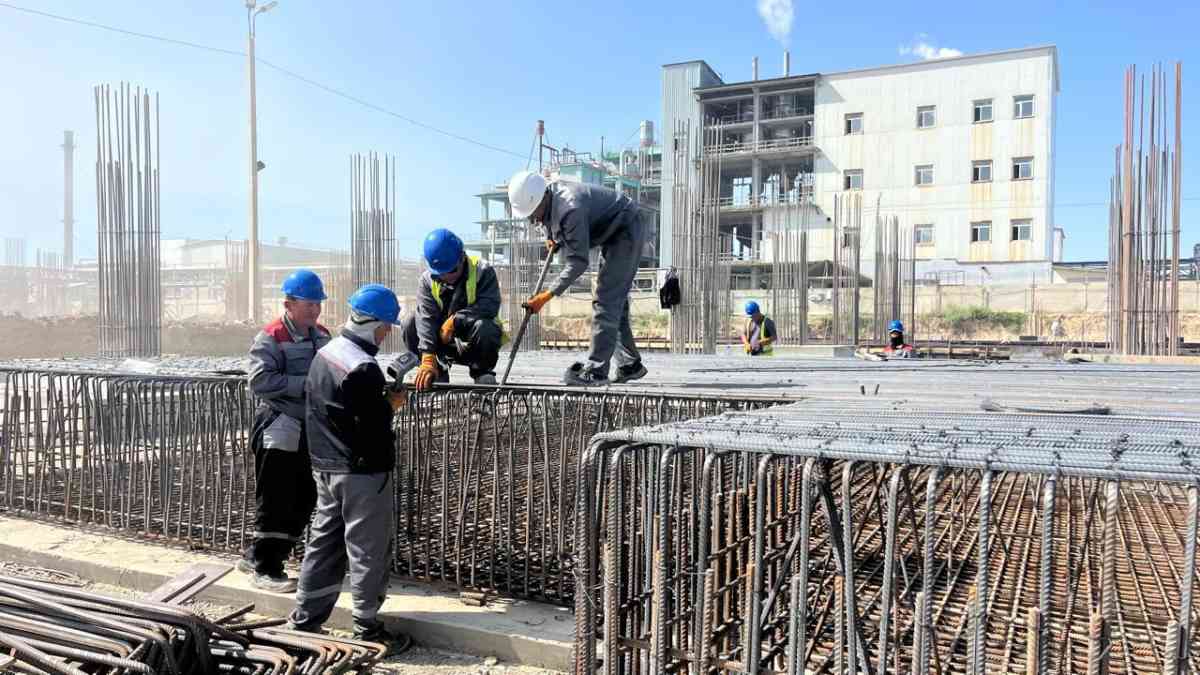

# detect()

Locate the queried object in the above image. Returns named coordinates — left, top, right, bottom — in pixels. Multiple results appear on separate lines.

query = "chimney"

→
left=752, top=57, right=759, bottom=81
left=783, top=50, right=790, bottom=77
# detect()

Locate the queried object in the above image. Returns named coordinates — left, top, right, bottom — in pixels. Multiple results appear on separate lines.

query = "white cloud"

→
left=757, top=0, right=794, bottom=44
left=899, top=36, right=964, bottom=60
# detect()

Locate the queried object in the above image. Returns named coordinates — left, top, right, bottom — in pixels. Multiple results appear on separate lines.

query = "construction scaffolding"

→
left=95, top=83, right=162, bottom=358
left=1108, top=62, right=1183, bottom=355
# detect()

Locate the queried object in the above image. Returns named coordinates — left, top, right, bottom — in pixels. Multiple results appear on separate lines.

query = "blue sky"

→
left=0, top=0, right=1197, bottom=263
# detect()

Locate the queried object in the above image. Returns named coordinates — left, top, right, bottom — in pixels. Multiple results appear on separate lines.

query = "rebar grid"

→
left=575, top=405, right=1200, bottom=675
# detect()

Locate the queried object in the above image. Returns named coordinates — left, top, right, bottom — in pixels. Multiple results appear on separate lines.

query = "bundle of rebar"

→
left=350, top=152, right=400, bottom=350
left=768, top=197, right=810, bottom=346
left=829, top=193, right=863, bottom=345
left=872, top=209, right=916, bottom=343
left=95, top=83, right=161, bottom=358
left=0, top=574, right=385, bottom=673
left=574, top=403, right=1200, bottom=674
left=670, top=121, right=727, bottom=354
left=1108, top=62, right=1183, bottom=356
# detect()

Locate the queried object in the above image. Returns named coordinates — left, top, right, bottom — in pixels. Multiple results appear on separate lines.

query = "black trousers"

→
left=401, top=314, right=502, bottom=378
left=244, top=408, right=317, bottom=576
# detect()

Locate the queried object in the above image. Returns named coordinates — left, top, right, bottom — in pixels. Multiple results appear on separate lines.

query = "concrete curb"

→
left=0, top=517, right=572, bottom=671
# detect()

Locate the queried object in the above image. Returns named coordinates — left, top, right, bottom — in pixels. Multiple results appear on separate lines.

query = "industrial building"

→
left=662, top=45, right=1062, bottom=283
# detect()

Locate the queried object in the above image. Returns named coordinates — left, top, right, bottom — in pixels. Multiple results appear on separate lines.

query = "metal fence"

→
left=574, top=403, right=1200, bottom=674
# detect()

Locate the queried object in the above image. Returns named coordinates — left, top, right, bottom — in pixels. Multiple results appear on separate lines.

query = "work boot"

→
left=612, top=361, right=647, bottom=384
left=563, top=363, right=608, bottom=387
left=473, top=373, right=497, bottom=385
left=354, top=622, right=413, bottom=657
left=236, top=557, right=255, bottom=575
left=249, top=571, right=298, bottom=594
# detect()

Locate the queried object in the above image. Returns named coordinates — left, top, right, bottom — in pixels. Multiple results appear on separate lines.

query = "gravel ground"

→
left=0, top=562, right=563, bottom=674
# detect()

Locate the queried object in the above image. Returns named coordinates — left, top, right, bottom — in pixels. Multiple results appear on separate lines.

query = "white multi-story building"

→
left=661, top=45, right=1060, bottom=280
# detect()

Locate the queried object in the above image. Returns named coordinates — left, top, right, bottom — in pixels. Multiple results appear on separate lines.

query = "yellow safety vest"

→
left=746, top=318, right=774, bottom=356
left=430, top=256, right=507, bottom=344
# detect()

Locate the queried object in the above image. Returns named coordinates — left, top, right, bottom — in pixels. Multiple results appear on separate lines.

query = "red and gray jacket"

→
left=247, top=316, right=331, bottom=420
left=304, top=331, right=396, bottom=474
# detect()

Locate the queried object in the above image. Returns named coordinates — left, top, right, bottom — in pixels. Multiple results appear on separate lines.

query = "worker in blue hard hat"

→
left=884, top=319, right=913, bottom=357
left=404, top=228, right=503, bottom=389
left=508, top=169, right=647, bottom=386
left=741, top=300, right=777, bottom=356
left=290, top=283, right=412, bottom=654
left=240, top=269, right=331, bottom=593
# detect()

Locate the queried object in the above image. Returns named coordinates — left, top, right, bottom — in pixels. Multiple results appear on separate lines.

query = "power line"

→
left=0, top=1, right=527, bottom=159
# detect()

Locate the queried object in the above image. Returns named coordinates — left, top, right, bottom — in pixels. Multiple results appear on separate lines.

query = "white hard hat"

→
left=508, top=170, right=548, bottom=219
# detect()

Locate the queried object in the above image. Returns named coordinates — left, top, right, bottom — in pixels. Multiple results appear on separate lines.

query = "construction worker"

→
left=406, top=228, right=502, bottom=389
left=884, top=319, right=913, bottom=357
left=507, top=170, right=647, bottom=386
left=742, top=301, right=776, bottom=356
left=240, top=269, right=331, bottom=592
left=289, top=284, right=412, bottom=654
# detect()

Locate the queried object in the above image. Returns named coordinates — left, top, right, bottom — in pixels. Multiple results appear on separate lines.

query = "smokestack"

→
left=639, top=120, right=654, bottom=148
left=783, top=50, right=790, bottom=77
left=752, top=57, right=759, bottom=81
left=62, top=130, right=74, bottom=267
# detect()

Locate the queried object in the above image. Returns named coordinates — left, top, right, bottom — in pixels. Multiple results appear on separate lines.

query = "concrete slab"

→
left=0, top=517, right=573, bottom=671
left=771, top=344, right=856, bottom=358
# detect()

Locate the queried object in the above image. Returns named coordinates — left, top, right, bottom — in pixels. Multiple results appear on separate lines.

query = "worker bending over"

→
left=405, top=228, right=502, bottom=389
left=240, top=269, right=331, bottom=592
left=508, top=170, right=647, bottom=386
left=884, top=319, right=914, bottom=357
left=289, top=284, right=411, bottom=654
left=742, top=301, right=776, bottom=356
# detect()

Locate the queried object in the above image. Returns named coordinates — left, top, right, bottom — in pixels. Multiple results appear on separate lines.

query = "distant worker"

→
left=742, top=301, right=776, bottom=356
left=290, top=284, right=411, bottom=654
left=884, top=319, right=914, bottom=357
left=405, top=228, right=503, bottom=389
left=507, top=170, right=647, bottom=386
left=240, top=269, right=331, bottom=592
left=1051, top=315, right=1066, bottom=340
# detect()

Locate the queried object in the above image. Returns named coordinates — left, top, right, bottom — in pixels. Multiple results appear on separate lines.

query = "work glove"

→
left=413, top=353, right=439, bottom=391
left=545, top=239, right=557, bottom=253
left=388, top=390, right=408, bottom=412
left=523, top=290, right=554, bottom=314
left=743, top=343, right=752, bottom=354
left=439, top=314, right=456, bottom=345
left=759, top=337, right=772, bottom=348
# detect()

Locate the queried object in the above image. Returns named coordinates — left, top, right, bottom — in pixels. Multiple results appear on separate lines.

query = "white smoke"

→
left=757, top=0, right=794, bottom=44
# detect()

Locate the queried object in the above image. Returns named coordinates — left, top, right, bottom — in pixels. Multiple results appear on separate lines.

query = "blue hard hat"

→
left=745, top=300, right=760, bottom=316
left=423, top=228, right=465, bottom=276
left=348, top=284, right=402, bottom=325
left=281, top=269, right=327, bottom=301
left=889, top=320, right=905, bottom=333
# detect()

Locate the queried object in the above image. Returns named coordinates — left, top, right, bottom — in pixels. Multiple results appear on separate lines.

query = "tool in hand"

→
left=500, top=244, right=557, bottom=385
left=385, top=352, right=420, bottom=409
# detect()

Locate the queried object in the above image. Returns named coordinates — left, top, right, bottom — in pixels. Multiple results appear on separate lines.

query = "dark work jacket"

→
left=305, top=330, right=396, bottom=474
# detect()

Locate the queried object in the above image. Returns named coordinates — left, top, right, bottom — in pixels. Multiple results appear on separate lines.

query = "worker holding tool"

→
left=507, top=170, right=647, bottom=386
left=742, top=301, right=776, bottom=356
left=289, top=284, right=412, bottom=654
left=884, top=319, right=914, bottom=357
left=404, top=228, right=503, bottom=389
left=239, top=269, right=331, bottom=593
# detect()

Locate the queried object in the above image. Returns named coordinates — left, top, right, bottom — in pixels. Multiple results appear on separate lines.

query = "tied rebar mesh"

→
left=575, top=403, right=1200, bottom=675
left=0, top=366, right=781, bottom=606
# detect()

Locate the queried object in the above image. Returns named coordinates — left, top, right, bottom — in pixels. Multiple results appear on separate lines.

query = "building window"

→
left=917, top=105, right=936, bottom=129
left=915, top=164, right=934, bottom=186
left=1014, top=95, right=1035, bottom=119
left=1012, top=157, right=1033, bottom=180
left=845, top=113, right=863, bottom=135
left=973, top=99, right=993, bottom=123
left=972, top=160, right=992, bottom=183
left=844, top=169, right=863, bottom=190
left=1011, top=219, right=1032, bottom=241
left=914, top=224, right=934, bottom=244
left=971, top=221, right=991, bottom=243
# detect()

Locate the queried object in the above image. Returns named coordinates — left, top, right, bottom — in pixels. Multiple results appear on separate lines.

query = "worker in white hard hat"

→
left=508, top=170, right=647, bottom=386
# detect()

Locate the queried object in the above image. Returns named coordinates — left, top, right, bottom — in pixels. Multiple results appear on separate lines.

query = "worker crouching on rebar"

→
left=884, top=320, right=913, bottom=357
left=240, top=270, right=331, bottom=593
left=742, top=301, right=776, bottom=356
left=508, top=169, right=648, bottom=386
left=405, top=228, right=503, bottom=389
left=288, top=284, right=412, bottom=654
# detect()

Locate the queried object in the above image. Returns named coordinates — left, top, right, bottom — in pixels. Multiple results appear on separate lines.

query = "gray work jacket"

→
left=248, top=314, right=332, bottom=420
left=541, top=181, right=637, bottom=296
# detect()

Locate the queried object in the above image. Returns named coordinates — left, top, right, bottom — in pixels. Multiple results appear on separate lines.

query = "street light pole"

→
left=246, top=1, right=276, bottom=323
